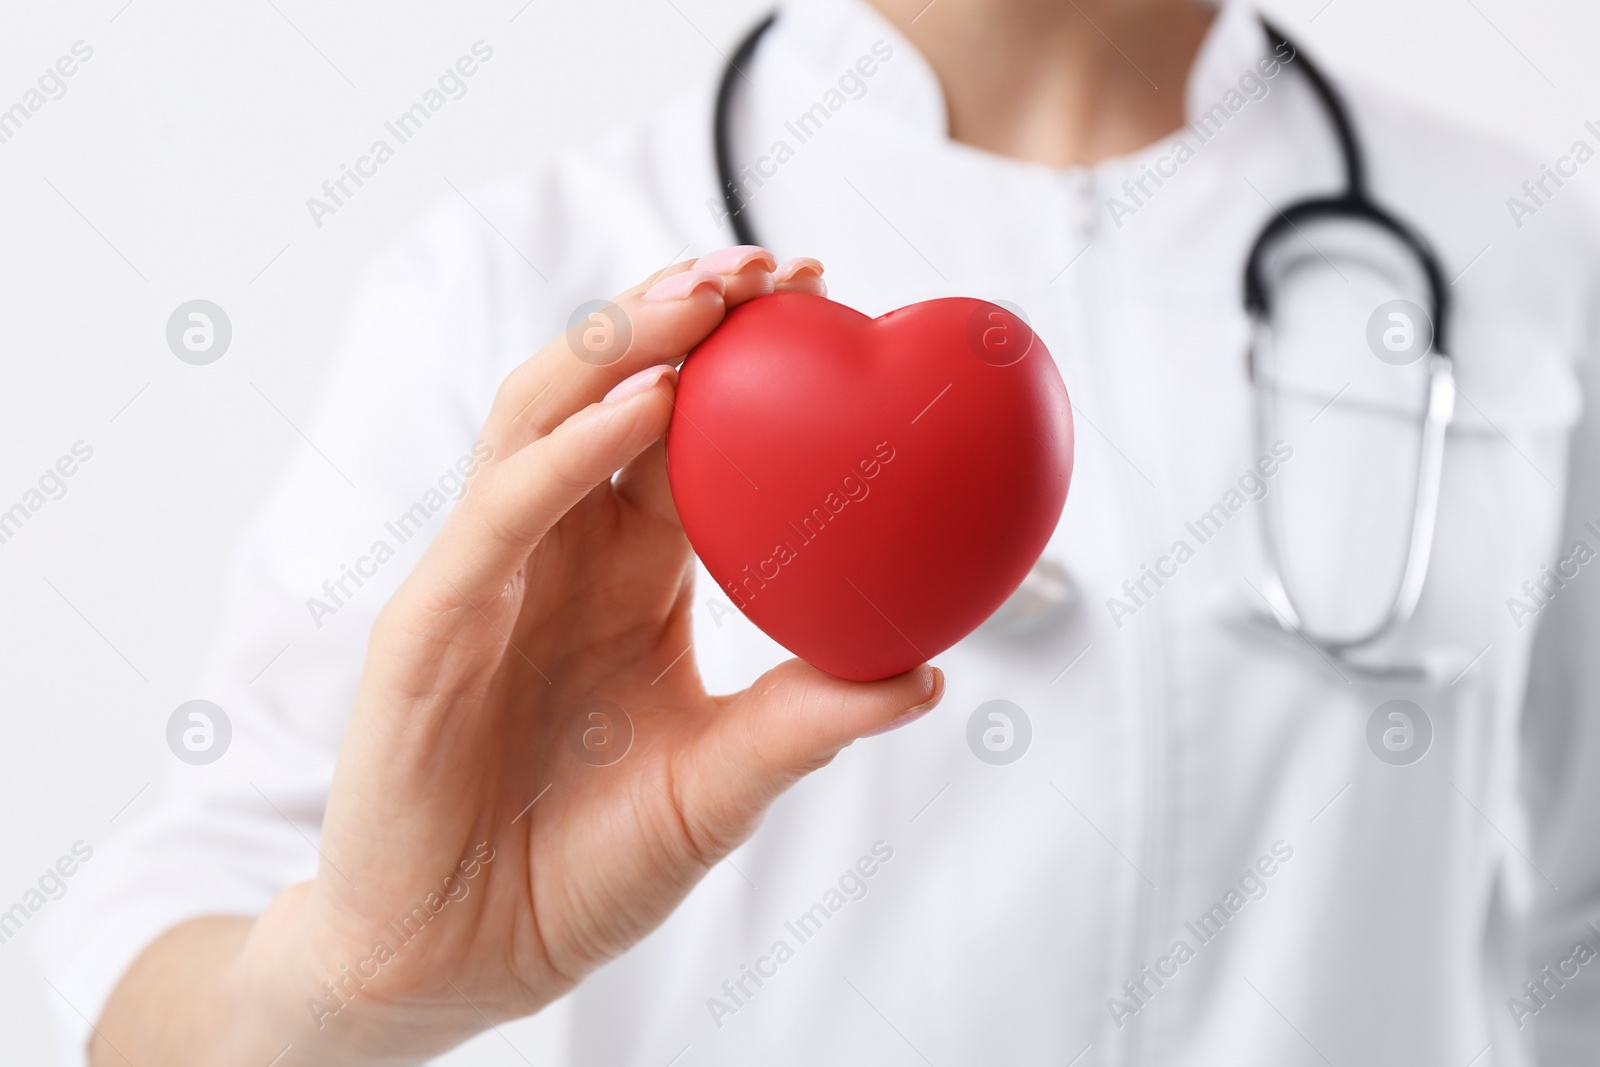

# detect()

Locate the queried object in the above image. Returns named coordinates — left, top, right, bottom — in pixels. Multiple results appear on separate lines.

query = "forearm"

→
left=93, top=915, right=270, bottom=1066
left=90, top=894, right=435, bottom=1067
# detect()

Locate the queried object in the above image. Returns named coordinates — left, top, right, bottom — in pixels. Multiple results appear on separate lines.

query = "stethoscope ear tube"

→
left=713, top=13, right=776, bottom=248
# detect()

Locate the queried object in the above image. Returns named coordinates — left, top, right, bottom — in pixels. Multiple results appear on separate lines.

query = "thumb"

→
left=672, top=661, right=943, bottom=854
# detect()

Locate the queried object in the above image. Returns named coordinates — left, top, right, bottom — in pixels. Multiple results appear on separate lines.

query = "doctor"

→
left=38, top=0, right=1600, bottom=1064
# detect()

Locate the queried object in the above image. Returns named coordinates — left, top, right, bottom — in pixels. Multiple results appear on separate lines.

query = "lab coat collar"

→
left=1184, top=0, right=1275, bottom=125
left=767, top=0, right=950, bottom=138
left=769, top=0, right=1271, bottom=159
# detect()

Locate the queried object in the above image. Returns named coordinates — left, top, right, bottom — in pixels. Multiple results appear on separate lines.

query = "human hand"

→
left=208, top=247, right=942, bottom=1065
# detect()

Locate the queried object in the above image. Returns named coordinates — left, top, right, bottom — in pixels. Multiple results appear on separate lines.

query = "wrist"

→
left=217, top=885, right=399, bottom=1067
left=212, top=885, right=341, bottom=1066
left=225, top=883, right=482, bottom=1066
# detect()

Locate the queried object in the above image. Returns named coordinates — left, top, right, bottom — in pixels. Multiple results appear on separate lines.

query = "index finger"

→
left=485, top=246, right=792, bottom=458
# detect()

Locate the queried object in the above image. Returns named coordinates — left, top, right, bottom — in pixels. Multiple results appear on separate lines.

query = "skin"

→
left=91, top=2, right=1213, bottom=1063
left=874, top=0, right=1214, bottom=168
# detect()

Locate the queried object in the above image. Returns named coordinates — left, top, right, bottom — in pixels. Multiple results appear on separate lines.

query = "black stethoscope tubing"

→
left=713, top=12, right=777, bottom=249
left=710, top=13, right=1449, bottom=354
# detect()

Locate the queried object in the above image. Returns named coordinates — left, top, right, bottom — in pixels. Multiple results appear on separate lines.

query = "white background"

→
left=2, top=0, right=1597, bottom=1061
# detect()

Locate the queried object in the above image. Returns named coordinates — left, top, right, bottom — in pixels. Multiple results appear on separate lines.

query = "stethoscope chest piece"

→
left=977, top=558, right=1079, bottom=638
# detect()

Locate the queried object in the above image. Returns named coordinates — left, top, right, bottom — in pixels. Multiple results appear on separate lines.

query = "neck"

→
left=868, top=0, right=1216, bottom=168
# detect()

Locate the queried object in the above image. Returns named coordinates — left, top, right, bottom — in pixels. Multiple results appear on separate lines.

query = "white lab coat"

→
left=36, top=1, right=1600, bottom=1064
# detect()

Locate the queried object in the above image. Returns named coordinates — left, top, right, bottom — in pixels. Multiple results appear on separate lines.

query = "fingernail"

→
left=642, top=270, right=724, bottom=303
left=693, top=245, right=777, bottom=275
left=865, top=667, right=944, bottom=736
left=773, top=257, right=824, bottom=284
left=603, top=364, right=672, bottom=404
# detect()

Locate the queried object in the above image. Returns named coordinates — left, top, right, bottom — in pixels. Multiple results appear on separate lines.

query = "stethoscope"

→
left=712, top=14, right=1454, bottom=662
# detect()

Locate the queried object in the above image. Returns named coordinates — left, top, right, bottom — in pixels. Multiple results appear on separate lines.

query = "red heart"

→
left=667, top=293, right=1073, bottom=682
